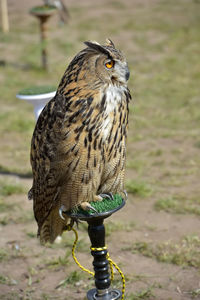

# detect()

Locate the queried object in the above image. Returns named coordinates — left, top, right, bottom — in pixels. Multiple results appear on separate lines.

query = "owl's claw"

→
left=59, top=205, right=67, bottom=220
left=122, top=190, right=128, bottom=200
left=87, top=204, right=98, bottom=213
left=99, top=192, right=114, bottom=201
left=80, top=202, right=98, bottom=213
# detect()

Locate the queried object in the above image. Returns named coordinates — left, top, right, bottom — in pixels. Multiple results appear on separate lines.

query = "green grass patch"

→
left=0, top=249, right=8, bottom=262
left=126, top=180, right=153, bottom=198
left=190, top=288, right=200, bottom=299
left=56, top=270, right=84, bottom=288
left=129, top=235, right=200, bottom=268
left=0, top=112, right=35, bottom=134
left=45, top=252, right=70, bottom=269
left=126, top=159, right=146, bottom=173
left=16, top=210, right=34, bottom=223
left=26, top=231, right=37, bottom=238
left=0, top=216, right=9, bottom=225
left=127, top=285, right=156, bottom=299
left=0, top=164, right=32, bottom=177
left=0, top=181, right=24, bottom=196
left=0, top=275, right=17, bottom=286
left=0, top=275, right=8, bottom=284
left=154, top=196, right=200, bottom=216
left=0, top=199, right=14, bottom=212
left=106, top=220, right=136, bottom=237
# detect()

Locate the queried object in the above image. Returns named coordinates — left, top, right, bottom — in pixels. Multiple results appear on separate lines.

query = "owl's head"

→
left=83, top=39, right=130, bottom=86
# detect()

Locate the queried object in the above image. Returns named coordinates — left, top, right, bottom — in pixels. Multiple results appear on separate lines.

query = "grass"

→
left=154, top=196, right=200, bottom=216
left=0, top=275, right=17, bottom=286
left=16, top=210, right=34, bottom=223
left=45, top=252, right=71, bottom=269
left=0, top=181, right=24, bottom=196
left=0, top=216, right=9, bottom=225
left=26, top=231, right=37, bottom=238
left=128, top=235, right=200, bottom=268
left=190, top=289, right=200, bottom=299
left=0, top=199, right=14, bottom=212
left=125, top=180, right=153, bottom=198
left=127, top=286, right=155, bottom=300
left=105, top=220, right=136, bottom=237
left=0, top=246, right=26, bottom=263
left=126, top=158, right=146, bottom=174
left=0, top=112, right=35, bottom=134
left=56, top=270, right=84, bottom=288
left=0, top=275, right=8, bottom=285
left=0, top=249, right=8, bottom=262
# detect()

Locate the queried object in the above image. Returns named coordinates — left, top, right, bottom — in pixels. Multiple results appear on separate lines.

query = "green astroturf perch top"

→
left=71, top=194, right=123, bottom=215
left=30, top=5, right=57, bottom=14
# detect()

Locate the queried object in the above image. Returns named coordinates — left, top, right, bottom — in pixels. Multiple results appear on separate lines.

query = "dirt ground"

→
left=0, top=0, right=200, bottom=299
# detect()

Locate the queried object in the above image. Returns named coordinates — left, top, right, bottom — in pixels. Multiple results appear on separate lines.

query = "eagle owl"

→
left=29, top=40, right=131, bottom=244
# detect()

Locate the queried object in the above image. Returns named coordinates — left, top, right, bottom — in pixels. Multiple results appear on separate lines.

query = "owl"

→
left=29, top=39, right=131, bottom=244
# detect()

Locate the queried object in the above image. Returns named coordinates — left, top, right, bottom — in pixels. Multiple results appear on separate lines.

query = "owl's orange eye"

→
left=105, top=60, right=114, bottom=69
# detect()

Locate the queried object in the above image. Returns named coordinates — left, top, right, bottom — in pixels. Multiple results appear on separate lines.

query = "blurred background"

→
left=0, top=0, right=200, bottom=299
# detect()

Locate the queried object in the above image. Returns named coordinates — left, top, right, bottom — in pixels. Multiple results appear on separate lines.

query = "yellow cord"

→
left=91, top=247, right=125, bottom=300
left=66, top=224, right=125, bottom=300
left=66, top=224, right=94, bottom=276
left=107, top=252, right=126, bottom=300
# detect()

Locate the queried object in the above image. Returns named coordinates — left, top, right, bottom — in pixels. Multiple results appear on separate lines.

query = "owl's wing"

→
left=30, top=94, right=69, bottom=230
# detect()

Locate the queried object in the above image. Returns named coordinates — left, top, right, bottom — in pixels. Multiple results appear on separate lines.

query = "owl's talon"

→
left=59, top=205, right=67, bottom=220
left=80, top=202, right=98, bottom=213
left=122, top=190, right=128, bottom=200
left=88, top=204, right=98, bottom=213
left=99, top=192, right=114, bottom=201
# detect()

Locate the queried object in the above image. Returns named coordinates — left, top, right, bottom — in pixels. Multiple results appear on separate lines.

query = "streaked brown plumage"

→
left=29, top=40, right=131, bottom=244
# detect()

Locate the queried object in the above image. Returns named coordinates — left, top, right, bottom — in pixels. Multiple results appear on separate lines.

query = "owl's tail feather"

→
left=39, top=206, right=68, bottom=244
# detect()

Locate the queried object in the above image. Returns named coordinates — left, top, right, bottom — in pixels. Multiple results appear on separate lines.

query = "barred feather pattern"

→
left=30, top=40, right=131, bottom=243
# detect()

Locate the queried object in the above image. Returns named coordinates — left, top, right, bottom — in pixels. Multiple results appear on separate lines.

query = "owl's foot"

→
left=69, top=218, right=81, bottom=228
left=80, top=202, right=98, bottom=213
left=98, top=192, right=114, bottom=201
left=63, top=218, right=80, bottom=232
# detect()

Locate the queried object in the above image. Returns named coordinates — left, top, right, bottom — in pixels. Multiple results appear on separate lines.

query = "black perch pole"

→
left=87, top=217, right=122, bottom=300
left=66, top=196, right=125, bottom=300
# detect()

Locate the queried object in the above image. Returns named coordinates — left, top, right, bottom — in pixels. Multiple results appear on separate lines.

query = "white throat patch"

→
left=104, top=85, right=125, bottom=113
left=101, top=85, right=125, bottom=140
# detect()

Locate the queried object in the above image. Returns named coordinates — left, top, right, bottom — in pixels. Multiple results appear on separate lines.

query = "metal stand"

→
left=66, top=199, right=125, bottom=300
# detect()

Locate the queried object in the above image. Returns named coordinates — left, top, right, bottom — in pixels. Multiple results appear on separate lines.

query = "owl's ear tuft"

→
left=84, top=41, right=111, bottom=57
left=105, top=38, right=115, bottom=48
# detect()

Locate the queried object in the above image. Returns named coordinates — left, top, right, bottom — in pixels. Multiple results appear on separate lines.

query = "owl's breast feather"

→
left=100, top=85, right=127, bottom=141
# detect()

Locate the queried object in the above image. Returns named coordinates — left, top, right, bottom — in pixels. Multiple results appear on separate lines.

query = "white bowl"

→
left=16, top=91, right=56, bottom=120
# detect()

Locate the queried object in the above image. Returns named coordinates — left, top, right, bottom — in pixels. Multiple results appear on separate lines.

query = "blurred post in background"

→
left=1, top=0, right=9, bottom=33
